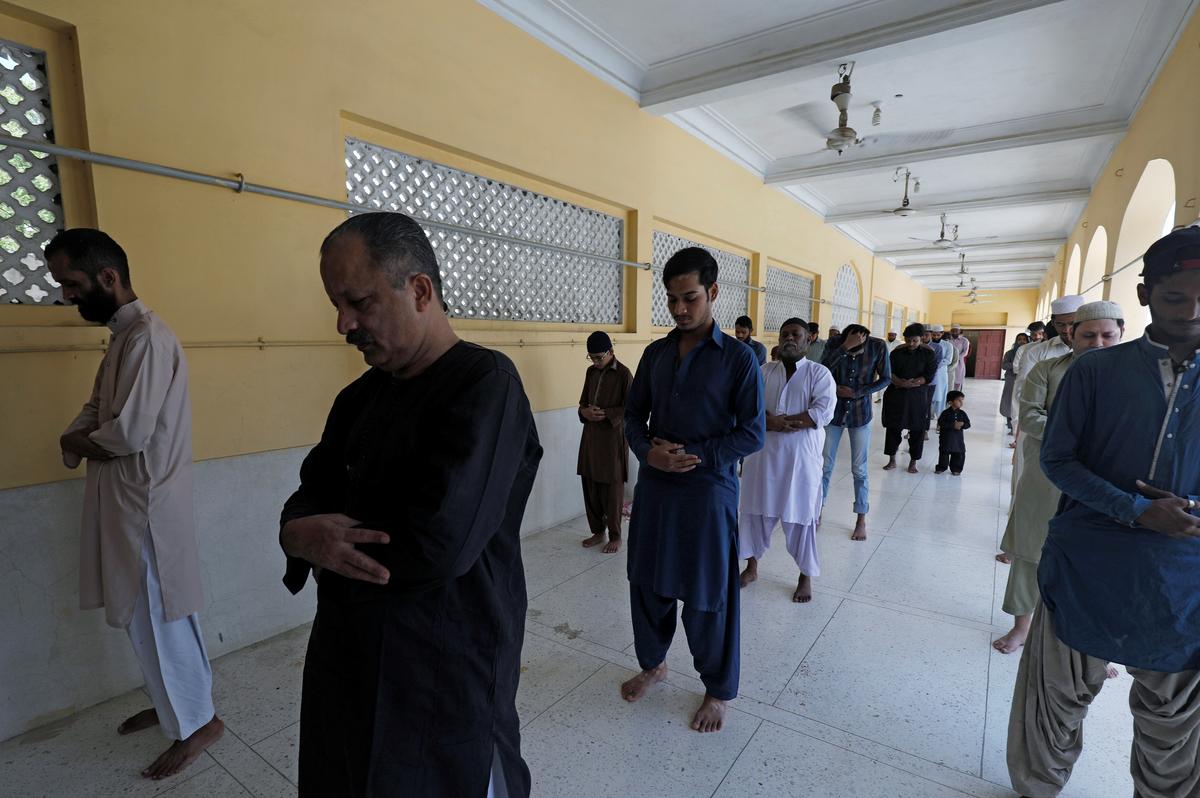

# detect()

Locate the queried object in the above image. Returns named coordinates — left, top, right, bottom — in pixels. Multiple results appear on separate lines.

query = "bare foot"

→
left=1106, top=665, right=1120, bottom=679
left=906, top=460, right=919, bottom=474
left=792, top=574, right=812, bottom=603
left=739, top=558, right=758, bottom=589
left=993, top=616, right=1031, bottom=654
left=143, top=716, right=224, bottom=780
left=581, top=533, right=606, bottom=548
left=690, top=694, right=727, bottom=733
left=1008, top=442, right=1017, bottom=449
left=620, top=663, right=667, bottom=702
left=602, top=536, right=622, bottom=554
left=118, top=708, right=159, bottom=735
left=851, top=517, right=867, bottom=542
left=995, top=552, right=1012, bottom=564
left=883, top=458, right=897, bottom=471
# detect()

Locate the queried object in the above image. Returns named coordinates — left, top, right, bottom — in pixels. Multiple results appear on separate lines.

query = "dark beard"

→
left=74, top=287, right=119, bottom=323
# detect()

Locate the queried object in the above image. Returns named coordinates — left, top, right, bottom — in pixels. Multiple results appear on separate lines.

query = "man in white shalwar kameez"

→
left=738, top=318, right=836, bottom=602
left=50, top=229, right=223, bottom=781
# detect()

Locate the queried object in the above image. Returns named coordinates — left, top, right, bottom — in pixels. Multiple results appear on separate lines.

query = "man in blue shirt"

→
left=1007, top=225, right=1200, bottom=797
left=621, top=247, right=765, bottom=734
left=734, top=315, right=768, bottom=365
left=820, top=324, right=891, bottom=541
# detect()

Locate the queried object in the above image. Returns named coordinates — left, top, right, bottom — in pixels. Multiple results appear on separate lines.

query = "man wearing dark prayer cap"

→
left=577, top=331, right=633, bottom=553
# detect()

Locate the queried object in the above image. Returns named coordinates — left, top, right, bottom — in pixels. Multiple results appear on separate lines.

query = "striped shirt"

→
left=821, top=337, right=893, bottom=428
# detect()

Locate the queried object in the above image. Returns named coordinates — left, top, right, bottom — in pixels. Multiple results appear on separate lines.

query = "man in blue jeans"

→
left=820, top=324, right=892, bottom=541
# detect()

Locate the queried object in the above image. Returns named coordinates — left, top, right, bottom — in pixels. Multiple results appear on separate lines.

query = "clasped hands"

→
left=1135, top=481, right=1200, bottom=538
left=280, top=513, right=391, bottom=585
left=766, top=411, right=816, bottom=433
left=60, top=429, right=114, bottom=461
left=893, top=377, right=925, bottom=388
left=647, top=438, right=701, bottom=473
left=580, top=405, right=607, bottom=422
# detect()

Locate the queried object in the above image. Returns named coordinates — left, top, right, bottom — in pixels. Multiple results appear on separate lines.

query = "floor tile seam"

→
left=524, top=550, right=626, bottom=600
left=738, top=701, right=1006, bottom=797
left=222, top=723, right=298, bottom=786
left=768, top=597, right=845, bottom=707
left=524, top=619, right=635, bottom=664
left=810, top=584, right=1005, bottom=633
left=868, top=528, right=1009, bottom=555
left=707, top=715, right=767, bottom=798
left=518, top=660, right=609, bottom=733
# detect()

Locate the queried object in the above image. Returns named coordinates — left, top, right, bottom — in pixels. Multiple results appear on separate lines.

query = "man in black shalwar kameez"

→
left=882, top=323, right=937, bottom=473
left=279, top=212, right=542, bottom=798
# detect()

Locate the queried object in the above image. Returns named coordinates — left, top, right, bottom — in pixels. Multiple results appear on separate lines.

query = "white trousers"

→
left=485, top=745, right=508, bottom=798
left=125, top=533, right=215, bottom=741
left=738, top=514, right=820, bottom=577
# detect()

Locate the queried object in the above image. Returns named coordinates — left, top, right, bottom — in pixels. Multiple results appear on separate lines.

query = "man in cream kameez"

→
left=51, top=229, right=223, bottom=780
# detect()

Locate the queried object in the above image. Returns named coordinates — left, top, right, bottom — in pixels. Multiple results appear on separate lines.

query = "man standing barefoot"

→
left=621, top=247, right=764, bottom=733
left=739, top=318, right=836, bottom=601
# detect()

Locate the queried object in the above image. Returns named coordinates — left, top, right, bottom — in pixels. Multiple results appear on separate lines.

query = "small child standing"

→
left=935, top=391, right=971, bottom=475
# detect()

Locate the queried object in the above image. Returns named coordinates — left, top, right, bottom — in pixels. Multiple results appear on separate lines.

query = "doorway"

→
left=963, top=329, right=1006, bottom=379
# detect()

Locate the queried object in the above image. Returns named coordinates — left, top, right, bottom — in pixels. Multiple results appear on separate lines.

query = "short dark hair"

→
left=779, top=317, right=806, bottom=331
left=903, top=322, right=925, bottom=339
left=735, top=315, right=753, bottom=330
left=841, top=323, right=870, bottom=339
left=1028, top=321, right=1046, bottom=333
left=807, top=322, right=820, bottom=335
left=662, top=247, right=718, bottom=289
left=321, top=212, right=443, bottom=297
left=45, top=229, right=131, bottom=288
left=947, top=390, right=965, bottom=402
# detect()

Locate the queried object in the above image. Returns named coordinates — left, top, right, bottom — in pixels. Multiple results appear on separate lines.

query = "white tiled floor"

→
left=0, top=379, right=1138, bottom=797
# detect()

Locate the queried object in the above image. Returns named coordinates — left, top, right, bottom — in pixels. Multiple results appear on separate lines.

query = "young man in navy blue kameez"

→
left=620, top=247, right=765, bottom=733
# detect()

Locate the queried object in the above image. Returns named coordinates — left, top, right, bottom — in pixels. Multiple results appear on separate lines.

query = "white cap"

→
left=1074, top=300, right=1124, bottom=323
left=930, top=324, right=944, bottom=332
left=1051, top=294, right=1086, bottom=315
left=950, top=322, right=962, bottom=329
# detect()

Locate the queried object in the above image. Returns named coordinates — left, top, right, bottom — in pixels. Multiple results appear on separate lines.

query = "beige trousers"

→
left=1007, top=606, right=1200, bottom=797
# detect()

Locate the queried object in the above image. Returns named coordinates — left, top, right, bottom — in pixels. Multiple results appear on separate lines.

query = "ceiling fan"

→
left=880, top=167, right=919, bottom=217
left=910, top=213, right=960, bottom=250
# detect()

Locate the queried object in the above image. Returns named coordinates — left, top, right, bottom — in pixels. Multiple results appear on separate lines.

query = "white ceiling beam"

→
left=924, top=276, right=1044, bottom=287
left=824, top=188, right=1090, bottom=224
left=876, top=236, right=1065, bottom=259
left=901, top=257, right=1053, bottom=272
left=765, top=120, right=1126, bottom=183
left=638, top=0, right=1066, bottom=114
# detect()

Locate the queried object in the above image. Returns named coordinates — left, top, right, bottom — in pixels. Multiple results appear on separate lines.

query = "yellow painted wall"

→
left=0, top=0, right=930, bottom=490
left=1040, top=10, right=1200, bottom=308
left=928, top=289, right=1038, bottom=341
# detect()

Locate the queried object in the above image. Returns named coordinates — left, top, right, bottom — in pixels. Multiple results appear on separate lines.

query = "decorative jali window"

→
left=345, top=138, right=623, bottom=324
left=650, top=231, right=749, bottom=329
left=0, top=38, right=63, bottom=305
left=831, top=264, right=861, bottom=329
left=870, top=298, right=888, bottom=336
left=764, top=266, right=815, bottom=332
left=891, top=305, right=904, bottom=335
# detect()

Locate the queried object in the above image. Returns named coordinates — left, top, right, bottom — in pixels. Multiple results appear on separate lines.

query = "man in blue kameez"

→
left=1007, top=225, right=1200, bottom=798
left=620, top=247, right=765, bottom=733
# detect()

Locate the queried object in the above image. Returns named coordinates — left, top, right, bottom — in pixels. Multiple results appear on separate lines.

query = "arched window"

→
left=1080, top=227, right=1108, bottom=300
left=831, top=264, right=861, bottom=329
left=1110, top=159, right=1176, bottom=340
left=1063, top=244, right=1081, bottom=297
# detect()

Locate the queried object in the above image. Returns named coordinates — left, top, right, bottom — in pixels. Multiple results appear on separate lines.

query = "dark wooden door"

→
left=965, top=329, right=1006, bottom=379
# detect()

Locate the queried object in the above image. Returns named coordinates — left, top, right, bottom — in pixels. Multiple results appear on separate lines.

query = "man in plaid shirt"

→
left=819, top=324, right=892, bottom=541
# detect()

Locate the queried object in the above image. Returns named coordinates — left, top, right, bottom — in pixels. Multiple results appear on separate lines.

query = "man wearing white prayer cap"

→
left=926, top=325, right=954, bottom=421
left=1004, top=295, right=1086, bottom=494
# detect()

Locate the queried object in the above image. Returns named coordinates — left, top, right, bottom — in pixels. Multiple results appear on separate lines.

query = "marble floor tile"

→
left=521, top=520, right=621, bottom=600
left=517, top=628, right=607, bottom=725
left=713, top=720, right=970, bottom=797
left=526, top=553, right=634, bottom=653
left=209, top=624, right=308, bottom=746
left=776, top=600, right=991, bottom=774
left=850, top=536, right=997, bottom=624
left=250, top=723, right=298, bottom=787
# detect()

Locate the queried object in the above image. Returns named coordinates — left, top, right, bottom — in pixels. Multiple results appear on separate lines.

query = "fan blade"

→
left=781, top=102, right=833, bottom=140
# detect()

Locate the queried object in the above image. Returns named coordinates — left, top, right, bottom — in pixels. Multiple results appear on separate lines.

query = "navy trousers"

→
left=628, top=554, right=740, bottom=701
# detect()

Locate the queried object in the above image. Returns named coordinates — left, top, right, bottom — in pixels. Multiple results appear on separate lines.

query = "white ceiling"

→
left=481, top=0, right=1197, bottom=291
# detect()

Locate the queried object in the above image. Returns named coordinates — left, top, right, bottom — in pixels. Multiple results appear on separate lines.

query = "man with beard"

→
left=947, top=323, right=970, bottom=390
left=882, top=324, right=937, bottom=473
left=620, top=247, right=764, bottom=734
left=279, top=212, right=542, bottom=796
left=928, top=325, right=955, bottom=423
left=51, top=229, right=223, bottom=780
left=993, top=301, right=1125, bottom=655
left=819, top=324, right=891, bottom=541
left=739, top=318, right=836, bottom=601
left=1008, top=226, right=1200, bottom=797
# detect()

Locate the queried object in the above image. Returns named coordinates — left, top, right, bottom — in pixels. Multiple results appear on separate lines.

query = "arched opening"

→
left=1110, top=159, right=1176, bottom=340
left=1080, top=227, right=1108, bottom=300
left=1063, top=244, right=1081, bottom=297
